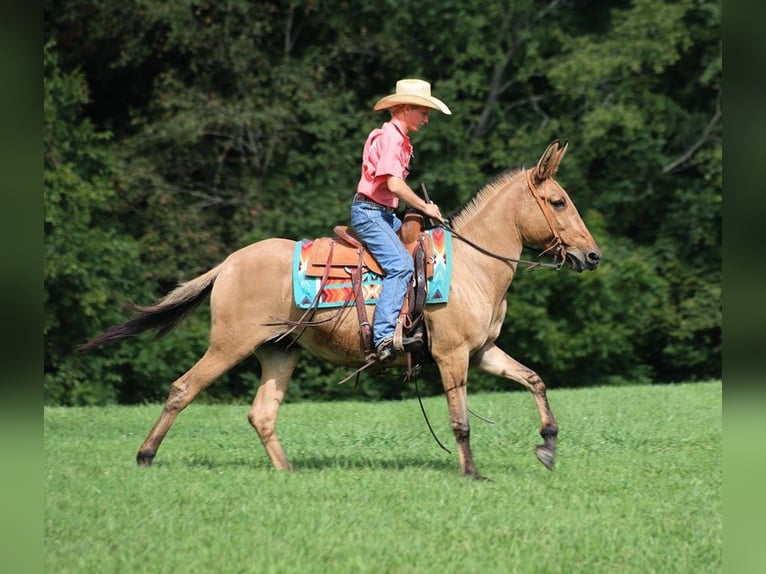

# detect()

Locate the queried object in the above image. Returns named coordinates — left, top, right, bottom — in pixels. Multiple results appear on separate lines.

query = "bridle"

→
left=525, top=169, right=567, bottom=263
left=438, top=168, right=567, bottom=271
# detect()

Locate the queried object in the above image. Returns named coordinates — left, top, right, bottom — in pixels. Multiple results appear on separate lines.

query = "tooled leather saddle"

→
left=302, top=212, right=433, bottom=361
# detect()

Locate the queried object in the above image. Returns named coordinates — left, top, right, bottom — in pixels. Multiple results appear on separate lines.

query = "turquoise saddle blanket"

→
left=292, top=227, right=452, bottom=309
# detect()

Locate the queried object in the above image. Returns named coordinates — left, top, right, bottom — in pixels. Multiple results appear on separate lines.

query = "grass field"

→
left=45, top=381, right=721, bottom=573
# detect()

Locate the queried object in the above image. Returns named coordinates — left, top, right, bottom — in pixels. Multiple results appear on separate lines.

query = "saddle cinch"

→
left=303, top=212, right=434, bottom=361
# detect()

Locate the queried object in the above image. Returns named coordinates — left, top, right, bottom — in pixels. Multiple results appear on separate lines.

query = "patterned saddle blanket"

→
left=292, top=227, right=452, bottom=309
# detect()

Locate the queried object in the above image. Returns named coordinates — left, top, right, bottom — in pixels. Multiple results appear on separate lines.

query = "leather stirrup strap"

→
left=412, top=236, right=428, bottom=316
left=351, top=248, right=375, bottom=359
left=393, top=314, right=405, bottom=352
left=394, top=235, right=430, bottom=353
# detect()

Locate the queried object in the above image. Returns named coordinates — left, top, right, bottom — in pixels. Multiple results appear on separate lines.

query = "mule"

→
left=79, top=140, right=601, bottom=478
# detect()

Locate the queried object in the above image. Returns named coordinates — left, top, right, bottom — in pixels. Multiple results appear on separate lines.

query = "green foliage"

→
left=44, top=43, right=143, bottom=404
left=44, top=0, right=721, bottom=405
left=502, top=238, right=666, bottom=387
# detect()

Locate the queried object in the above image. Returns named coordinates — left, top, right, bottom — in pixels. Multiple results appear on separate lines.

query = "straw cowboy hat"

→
left=373, top=79, right=452, bottom=115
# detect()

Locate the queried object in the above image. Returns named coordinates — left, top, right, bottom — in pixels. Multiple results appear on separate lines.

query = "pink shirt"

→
left=356, top=118, right=412, bottom=208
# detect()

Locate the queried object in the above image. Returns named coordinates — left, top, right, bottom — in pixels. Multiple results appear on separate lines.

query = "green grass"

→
left=45, top=382, right=721, bottom=573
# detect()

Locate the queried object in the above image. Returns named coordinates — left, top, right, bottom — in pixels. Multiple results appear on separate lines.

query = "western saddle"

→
left=302, top=212, right=434, bottom=362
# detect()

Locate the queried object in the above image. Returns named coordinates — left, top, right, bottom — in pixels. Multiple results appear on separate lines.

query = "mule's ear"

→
left=534, top=139, right=568, bottom=180
left=553, top=139, right=568, bottom=170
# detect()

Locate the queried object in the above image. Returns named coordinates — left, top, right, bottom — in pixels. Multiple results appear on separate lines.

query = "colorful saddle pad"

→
left=292, top=227, right=452, bottom=309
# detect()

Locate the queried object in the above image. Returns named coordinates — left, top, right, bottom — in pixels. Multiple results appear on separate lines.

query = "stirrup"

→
left=400, top=334, right=424, bottom=352
left=375, top=338, right=396, bottom=363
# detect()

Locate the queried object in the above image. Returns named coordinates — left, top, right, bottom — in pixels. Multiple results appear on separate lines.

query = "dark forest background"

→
left=43, top=0, right=721, bottom=405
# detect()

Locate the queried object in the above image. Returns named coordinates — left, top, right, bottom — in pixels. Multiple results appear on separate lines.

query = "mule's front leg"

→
left=448, top=386, right=480, bottom=478
left=437, top=359, right=483, bottom=479
left=472, top=344, right=558, bottom=470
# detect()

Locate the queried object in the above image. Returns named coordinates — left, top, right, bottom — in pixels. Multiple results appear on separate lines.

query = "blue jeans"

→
left=350, top=202, right=413, bottom=347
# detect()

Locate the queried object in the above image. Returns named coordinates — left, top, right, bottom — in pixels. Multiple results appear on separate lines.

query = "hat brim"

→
left=373, top=94, right=452, bottom=115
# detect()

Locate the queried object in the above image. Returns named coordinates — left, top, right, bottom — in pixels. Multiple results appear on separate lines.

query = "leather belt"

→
left=353, top=193, right=395, bottom=213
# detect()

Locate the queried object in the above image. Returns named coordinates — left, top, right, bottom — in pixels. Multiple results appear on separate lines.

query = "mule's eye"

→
left=551, top=199, right=566, bottom=209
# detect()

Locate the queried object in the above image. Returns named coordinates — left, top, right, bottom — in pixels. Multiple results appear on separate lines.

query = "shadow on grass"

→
left=291, top=454, right=456, bottom=472
left=160, top=453, right=456, bottom=473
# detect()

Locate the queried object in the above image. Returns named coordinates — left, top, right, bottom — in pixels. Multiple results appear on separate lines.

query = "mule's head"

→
left=521, top=140, right=601, bottom=272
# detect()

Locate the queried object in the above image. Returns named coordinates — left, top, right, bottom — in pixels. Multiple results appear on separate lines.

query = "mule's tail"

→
left=77, top=264, right=223, bottom=353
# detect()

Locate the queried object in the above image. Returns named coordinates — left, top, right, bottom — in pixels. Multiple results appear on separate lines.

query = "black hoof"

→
left=535, top=445, right=555, bottom=470
left=136, top=450, right=155, bottom=467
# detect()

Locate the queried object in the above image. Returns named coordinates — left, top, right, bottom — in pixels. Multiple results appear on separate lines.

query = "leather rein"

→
left=438, top=169, right=566, bottom=271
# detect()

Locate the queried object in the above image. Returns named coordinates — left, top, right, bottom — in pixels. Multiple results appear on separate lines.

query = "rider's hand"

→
left=422, top=202, right=444, bottom=224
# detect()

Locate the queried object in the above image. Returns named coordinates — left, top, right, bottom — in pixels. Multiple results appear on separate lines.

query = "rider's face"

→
left=401, top=105, right=431, bottom=132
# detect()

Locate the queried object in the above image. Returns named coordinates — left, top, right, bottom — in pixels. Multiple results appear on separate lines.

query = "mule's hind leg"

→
left=472, top=344, right=559, bottom=470
left=247, top=344, right=302, bottom=470
left=137, top=344, right=253, bottom=466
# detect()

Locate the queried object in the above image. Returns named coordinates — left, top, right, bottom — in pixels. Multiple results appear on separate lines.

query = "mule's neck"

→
left=449, top=171, right=527, bottom=293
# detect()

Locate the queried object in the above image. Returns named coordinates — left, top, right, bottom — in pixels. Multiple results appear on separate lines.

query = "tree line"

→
left=44, top=0, right=721, bottom=405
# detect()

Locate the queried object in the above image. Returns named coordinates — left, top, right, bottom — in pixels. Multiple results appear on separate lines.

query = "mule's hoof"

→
left=535, top=445, right=555, bottom=470
left=136, top=450, right=155, bottom=467
left=463, top=468, right=491, bottom=481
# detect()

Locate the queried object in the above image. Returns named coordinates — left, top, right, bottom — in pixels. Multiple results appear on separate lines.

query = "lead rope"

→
left=413, top=377, right=497, bottom=454
left=414, top=376, right=452, bottom=454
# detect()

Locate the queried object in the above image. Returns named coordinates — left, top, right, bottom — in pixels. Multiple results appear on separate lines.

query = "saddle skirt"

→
left=292, top=222, right=453, bottom=310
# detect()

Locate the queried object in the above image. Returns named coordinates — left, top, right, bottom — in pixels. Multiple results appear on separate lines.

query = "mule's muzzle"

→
left=566, top=248, right=601, bottom=272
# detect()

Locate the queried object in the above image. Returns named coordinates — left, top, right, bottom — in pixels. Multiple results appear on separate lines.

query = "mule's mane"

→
left=449, top=167, right=524, bottom=228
